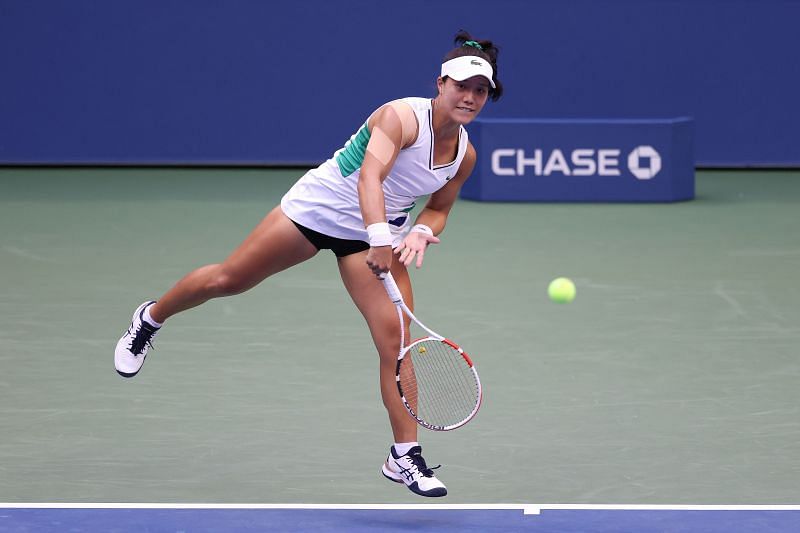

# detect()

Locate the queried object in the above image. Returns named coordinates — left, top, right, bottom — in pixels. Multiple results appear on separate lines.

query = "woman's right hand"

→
left=366, top=245, right=393, bottom=278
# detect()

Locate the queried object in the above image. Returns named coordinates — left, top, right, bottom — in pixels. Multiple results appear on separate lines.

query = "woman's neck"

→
left=431, top=97, right=461, bottom=140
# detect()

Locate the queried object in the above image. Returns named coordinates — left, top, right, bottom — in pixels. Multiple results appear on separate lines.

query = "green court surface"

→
left=0, top=168, right=798, bottom=504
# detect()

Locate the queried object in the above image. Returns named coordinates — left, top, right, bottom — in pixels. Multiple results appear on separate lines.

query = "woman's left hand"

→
left=394, top=227, right=441, bottom=268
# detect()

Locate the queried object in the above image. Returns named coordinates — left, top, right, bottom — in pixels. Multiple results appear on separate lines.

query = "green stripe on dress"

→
left=335, top=122, right=371, bottom=177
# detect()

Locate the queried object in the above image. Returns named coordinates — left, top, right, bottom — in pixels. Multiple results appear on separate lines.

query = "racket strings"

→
left=399, top=338, right=479, bottom=429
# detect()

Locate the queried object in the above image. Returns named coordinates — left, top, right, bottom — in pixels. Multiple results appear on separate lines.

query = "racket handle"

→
left=379, top=272, right=404, bottom=304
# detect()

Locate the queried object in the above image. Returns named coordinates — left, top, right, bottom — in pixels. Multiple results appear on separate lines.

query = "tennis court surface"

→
left=1, top=168, right=799, bottom=531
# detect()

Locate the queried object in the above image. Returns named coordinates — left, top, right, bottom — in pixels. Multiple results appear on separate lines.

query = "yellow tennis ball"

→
left=548, top=277, right=576, bottom=303
left=419, top=346, right=427, bottom=353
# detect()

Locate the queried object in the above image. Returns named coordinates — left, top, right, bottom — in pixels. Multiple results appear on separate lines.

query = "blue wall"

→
left=1, top=0, right=798, bottom=166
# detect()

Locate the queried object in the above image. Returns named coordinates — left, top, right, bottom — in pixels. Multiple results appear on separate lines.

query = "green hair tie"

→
left=463, top=40, right=483, bottom=50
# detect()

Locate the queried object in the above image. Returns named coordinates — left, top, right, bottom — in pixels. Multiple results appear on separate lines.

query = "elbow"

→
left=358, top=171, right=383, bottom=193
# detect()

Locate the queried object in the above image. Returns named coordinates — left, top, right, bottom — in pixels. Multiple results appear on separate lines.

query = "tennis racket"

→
left=380, top=272, right=482, bottom=431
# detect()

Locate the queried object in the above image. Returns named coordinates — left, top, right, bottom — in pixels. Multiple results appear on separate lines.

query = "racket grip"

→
left=379, top=272, right=404, bottom=304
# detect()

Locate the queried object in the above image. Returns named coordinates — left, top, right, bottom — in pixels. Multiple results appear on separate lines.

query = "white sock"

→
left=393, top=442, right=419, bottom=456
left=143, top=306, right=163, bottom=328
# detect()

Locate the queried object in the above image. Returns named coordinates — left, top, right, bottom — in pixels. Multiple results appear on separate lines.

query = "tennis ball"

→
left=419, top=346, right=427, bottom=353
left=548, top=277, right=576, bottom=303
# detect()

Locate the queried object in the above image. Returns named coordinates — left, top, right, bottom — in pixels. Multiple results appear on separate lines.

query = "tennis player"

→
left=114, top=31, right=503, bottom=498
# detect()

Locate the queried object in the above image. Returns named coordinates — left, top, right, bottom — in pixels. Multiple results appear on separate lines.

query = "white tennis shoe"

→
left=381, top=445, right=447, bottom=497
left=115, top=301, right=159, bottom=378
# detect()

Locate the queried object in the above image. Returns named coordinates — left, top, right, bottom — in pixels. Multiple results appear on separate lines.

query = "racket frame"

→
left=380, top=272, right=482, bottom=431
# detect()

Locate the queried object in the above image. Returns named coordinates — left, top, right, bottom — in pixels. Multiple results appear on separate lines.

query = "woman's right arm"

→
left=358, top=102, right=417, bottom=277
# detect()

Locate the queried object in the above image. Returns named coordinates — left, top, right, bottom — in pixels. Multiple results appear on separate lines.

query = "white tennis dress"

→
left=281, top=97, right=469, bottom=246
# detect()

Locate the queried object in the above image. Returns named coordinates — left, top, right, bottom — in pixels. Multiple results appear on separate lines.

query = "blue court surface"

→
left=2, top=504, right=799, bottom=532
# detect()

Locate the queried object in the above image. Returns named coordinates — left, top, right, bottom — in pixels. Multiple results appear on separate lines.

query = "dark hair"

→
left=442, top=30, right=503, bottom=101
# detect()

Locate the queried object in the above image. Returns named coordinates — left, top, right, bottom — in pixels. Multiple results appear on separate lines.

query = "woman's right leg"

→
left=149, top=206, right=318, bottom=323
left=116, top=206, right=318, bottom=377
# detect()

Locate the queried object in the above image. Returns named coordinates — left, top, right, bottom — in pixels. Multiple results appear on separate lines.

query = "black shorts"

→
left=292, top=220, right=370, bottom=258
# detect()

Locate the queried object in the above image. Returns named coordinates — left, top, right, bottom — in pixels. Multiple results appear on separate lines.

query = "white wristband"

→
left=410, top=224, right=434, bottom=237
left=366, top=222, right=393, bottom=247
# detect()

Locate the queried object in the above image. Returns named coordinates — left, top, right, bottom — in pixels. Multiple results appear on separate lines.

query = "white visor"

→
left=440, top=56, right=496, bottom=89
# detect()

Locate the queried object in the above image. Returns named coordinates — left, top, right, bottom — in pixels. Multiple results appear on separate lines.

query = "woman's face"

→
left=436, top=76, right=490, bottom=125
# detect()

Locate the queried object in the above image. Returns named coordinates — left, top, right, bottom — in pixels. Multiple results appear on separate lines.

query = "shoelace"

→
left=128, top=322, right=158, bottom=355
left=407, top=451, right=441, bottom=478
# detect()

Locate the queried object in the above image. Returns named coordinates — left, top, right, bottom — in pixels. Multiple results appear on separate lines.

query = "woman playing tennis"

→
left=114, top=31, right=503, bottom=498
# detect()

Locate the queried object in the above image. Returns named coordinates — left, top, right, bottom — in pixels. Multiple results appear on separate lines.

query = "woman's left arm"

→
left=396, top=143, right=477, bottom=268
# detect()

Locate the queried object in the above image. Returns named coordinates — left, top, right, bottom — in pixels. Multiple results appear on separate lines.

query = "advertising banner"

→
left=461, top=118, right=694, bottom=202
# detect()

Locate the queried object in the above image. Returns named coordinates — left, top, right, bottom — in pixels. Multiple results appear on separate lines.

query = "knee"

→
left=206, top=268, right=250, bottom=297
left=375, top=319, right=404, bottom=363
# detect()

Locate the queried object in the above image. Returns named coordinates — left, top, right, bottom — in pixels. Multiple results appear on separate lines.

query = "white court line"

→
left=1, top=503, right=800, bottom=515
left=523, top=505, right=800, bottom=516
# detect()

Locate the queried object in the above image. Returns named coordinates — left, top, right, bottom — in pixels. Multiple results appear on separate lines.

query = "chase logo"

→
left=627, top=146, right=662, bottom=180
left=491, top=146, right=664, bottom=180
